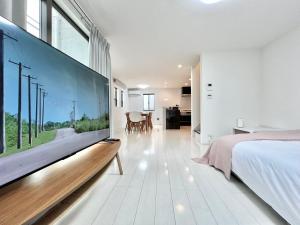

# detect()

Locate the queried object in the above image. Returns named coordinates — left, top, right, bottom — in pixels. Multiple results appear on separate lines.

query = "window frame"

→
left=120, top=90, right=124, bottom=108
left=143, top=93, right=155, bottom=111
left=52, top=2, right=89, bottom=42
left=114, top=87, right=118, bottom=107
left=40, top=0, right=89, bottom=44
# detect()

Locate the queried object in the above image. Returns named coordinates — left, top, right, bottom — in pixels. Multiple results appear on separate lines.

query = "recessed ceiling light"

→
left=200, top=0, right=222, bottom=4
left=138, top=160, right=148, bottom=170
left=177, top=64, right=183, bottom=69
left=137, top=84, right=149, bottom=89
left=175, top=204, right=185, bottom=213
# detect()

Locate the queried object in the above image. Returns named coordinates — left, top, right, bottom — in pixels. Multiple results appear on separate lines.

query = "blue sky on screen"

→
left=1, top=18, right=109, bottom=123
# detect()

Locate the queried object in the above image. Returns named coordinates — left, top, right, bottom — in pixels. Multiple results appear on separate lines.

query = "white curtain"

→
left=89, top=24, right=111, bottom=79
left=88, top=24, right=113, bottom=136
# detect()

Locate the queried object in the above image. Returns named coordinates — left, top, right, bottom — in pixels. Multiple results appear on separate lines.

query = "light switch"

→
left=207, top=83, right=213, bottom=91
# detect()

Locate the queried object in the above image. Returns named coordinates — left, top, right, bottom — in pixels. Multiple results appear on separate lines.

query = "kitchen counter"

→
left=180, top=110, right=191, bottom=126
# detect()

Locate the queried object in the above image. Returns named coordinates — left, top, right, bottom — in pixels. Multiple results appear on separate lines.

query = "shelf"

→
left=0, top=141, right=121, bottom=225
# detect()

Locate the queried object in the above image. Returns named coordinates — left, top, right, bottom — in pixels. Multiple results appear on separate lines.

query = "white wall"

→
left=199, top=27, right=300, bottom=143
left=0, top=0, right=27, bottom=29
left=128, top=88, right=181, bottom=125
left=200, top=50, right=261, bottom=144
left=111, top=79, right=128, bottom=136
left=0, top=1, right=12, bottom=21
left=181, top=95, right=191, bottom=110
left=260, top=26, right=300, bottom=129
left=191, top=63, right=201, bottom=131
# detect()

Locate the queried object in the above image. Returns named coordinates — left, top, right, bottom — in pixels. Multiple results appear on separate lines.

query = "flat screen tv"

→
left=0, top=17, right=110, bottom=186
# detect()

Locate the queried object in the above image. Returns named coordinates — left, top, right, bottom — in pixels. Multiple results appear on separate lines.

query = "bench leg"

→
left=115, top=153, right=123, bottom=175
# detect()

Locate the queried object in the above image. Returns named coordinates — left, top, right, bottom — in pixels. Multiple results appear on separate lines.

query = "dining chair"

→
left=129, top=112, right=145, bottom=132
left=125, top=112, right=132, bottom=132
left=148, top=112, right=153, bottom=130
left=140, top=113, right=147, bottom=132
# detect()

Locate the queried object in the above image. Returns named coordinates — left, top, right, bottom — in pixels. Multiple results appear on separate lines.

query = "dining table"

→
left=127, top=112, right=152, bottom=132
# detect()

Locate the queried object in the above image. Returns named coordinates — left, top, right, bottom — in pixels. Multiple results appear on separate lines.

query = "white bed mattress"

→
left=232, top=140, right=300, bottom=225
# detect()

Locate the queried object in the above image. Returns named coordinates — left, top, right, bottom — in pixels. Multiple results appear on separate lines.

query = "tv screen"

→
left=0, top=17, right=110, bottom=186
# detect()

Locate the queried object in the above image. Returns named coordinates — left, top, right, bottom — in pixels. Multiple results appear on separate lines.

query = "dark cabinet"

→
left=166, top=108, right=180, bottom=129
left=180, top=114, right=191, bottom=126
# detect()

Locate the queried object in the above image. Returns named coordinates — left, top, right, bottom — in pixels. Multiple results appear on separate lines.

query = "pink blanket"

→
left=193, top=130, right=300, bottom=179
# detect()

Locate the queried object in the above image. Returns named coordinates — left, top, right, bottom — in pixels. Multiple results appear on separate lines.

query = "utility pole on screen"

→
left=8, top=59, right=31, bottom=149
left=38, top=87, right=44, bottom=133
left=23, top=74, right=37, bottom=145
left=41, top=90, right=47, bottom=131
left=0, top=30, right=4, bottom=153
left=0, top=29, right=17, bottom=153
left=70, top=100, right=77, bottom=128
left=32, top=82, right=43, bottom=138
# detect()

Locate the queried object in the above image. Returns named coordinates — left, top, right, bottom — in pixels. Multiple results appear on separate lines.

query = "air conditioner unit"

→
left=128, top=88, right=142, bottom=96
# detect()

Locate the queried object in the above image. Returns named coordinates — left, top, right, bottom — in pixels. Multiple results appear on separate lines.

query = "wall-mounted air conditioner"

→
left=128, top=88, right=142, bottom=96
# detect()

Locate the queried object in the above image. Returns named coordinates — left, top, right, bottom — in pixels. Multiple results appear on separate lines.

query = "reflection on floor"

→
left=53, top=126, right=287, bottom=225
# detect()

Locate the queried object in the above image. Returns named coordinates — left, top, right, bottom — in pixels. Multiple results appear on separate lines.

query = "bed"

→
left=232, top=140, right=300, bottom=225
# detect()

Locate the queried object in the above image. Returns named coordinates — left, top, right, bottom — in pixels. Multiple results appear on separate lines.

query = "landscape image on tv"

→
left=0, top=17, right=110, bottom=186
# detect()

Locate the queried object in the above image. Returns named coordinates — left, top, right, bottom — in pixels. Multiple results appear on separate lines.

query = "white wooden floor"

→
left=52, top=127, right=288, bottom=225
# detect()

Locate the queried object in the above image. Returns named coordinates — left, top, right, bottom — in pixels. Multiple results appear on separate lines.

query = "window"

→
left=114, top=87, right=118, bottom=107
left=120, top=90, right=124, bottom=107
left=26, top=0, right=40, bottom=37
left=143, top=94, right=155, bottom=111
left=51, top=4, right=89, bottom=66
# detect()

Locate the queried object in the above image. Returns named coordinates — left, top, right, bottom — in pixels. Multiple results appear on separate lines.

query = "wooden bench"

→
left=0, top=141, right=122, bottom=225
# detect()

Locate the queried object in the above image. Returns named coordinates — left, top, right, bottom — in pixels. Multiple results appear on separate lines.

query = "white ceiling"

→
left=77, top=0, right=300, bottom=88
